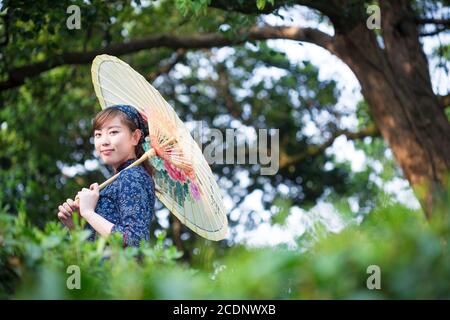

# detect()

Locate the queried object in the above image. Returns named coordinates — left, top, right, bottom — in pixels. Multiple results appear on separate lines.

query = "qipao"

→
left=86, top=158, right=155, bottom=247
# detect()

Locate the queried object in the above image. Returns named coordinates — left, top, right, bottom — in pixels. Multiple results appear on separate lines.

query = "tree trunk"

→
left=169, top=214, right=193, bottom=262
left=332, top=0, right=450, bottom=218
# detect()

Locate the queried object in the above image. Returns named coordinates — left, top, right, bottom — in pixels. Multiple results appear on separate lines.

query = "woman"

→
left=57, top=105, right=156, bottom=247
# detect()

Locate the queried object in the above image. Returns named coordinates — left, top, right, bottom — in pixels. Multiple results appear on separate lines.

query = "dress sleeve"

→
left=111, top=169, right=154, bottom=247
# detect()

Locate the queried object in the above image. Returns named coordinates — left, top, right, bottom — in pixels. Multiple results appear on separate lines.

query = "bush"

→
left=1, top=193, right=449, bottom=299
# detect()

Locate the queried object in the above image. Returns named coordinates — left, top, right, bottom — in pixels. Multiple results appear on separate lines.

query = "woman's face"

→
left=94, top=116, right=141, bottom=172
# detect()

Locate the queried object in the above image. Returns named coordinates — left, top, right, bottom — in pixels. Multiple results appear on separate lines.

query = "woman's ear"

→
left=132, top=129, right=142, bottom=146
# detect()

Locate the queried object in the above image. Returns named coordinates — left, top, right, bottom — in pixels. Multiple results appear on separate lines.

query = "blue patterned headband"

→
left=107, top=104, right=149, bottom=145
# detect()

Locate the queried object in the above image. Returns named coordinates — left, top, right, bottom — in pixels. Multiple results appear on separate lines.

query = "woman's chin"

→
left=101, top=155, right=115, bottom=165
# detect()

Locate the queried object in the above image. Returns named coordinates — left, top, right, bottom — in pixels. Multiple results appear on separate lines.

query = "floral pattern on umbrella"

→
left=143, top=138, right=202, bottom=207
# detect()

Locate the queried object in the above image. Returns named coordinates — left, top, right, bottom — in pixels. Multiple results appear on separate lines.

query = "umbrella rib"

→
left=98, top=65, right=140, bottom=104
left=123, top=64, right=155, bottom=115
left=97, top=69, right=143, bottom=108
left=195, top=167, right=220, bottom=232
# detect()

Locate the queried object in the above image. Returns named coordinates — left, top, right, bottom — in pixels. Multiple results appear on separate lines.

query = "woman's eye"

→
left=110, top=130, right=118, bottom=134
left=94, top=133, right=101, bottom=138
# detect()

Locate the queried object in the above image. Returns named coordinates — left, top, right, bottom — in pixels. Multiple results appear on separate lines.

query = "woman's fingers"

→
left=58, top=211, right=69, bottom=221
left=58, top=211, right=74, bottom=229
left=58, top=205, right=71, bottom=218
left=67, top=198, right=79, bottom=210
left=63, top=202, right=73, bottom=214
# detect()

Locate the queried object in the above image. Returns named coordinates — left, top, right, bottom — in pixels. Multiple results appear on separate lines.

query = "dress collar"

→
left=116, top=158, right=137, bottom=173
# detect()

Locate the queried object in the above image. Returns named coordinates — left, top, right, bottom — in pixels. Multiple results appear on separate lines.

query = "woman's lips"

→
left=101, top=150, right=114, bottom=156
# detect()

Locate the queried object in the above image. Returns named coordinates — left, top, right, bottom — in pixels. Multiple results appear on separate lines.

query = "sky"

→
left=61, top=3, right=450, bottom=249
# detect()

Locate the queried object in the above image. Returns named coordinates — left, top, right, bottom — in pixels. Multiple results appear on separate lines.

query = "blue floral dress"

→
left=86, top=158, right=156, bottom=247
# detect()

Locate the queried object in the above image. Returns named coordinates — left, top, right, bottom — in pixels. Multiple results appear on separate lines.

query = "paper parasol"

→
left=89, top=54, right=228, bottom=241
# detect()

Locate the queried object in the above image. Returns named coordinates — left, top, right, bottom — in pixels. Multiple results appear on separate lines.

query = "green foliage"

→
left=0, top=205, right=186, bottom=299
left=1, top=188, right=449, bottom=299
left=270, top=197, right=292, bottom=225
left=174, top=0, right=275, bottom=16
left=256, top=0, right=275, bottom=11
left=162, top=41, right=351, bottom=213
left=175, top=0, right=211, bottom=16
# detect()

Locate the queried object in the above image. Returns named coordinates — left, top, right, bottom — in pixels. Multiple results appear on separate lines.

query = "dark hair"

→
left=92, top=108, right=155, bottom=177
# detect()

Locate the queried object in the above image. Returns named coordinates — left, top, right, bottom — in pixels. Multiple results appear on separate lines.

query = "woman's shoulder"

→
left=117, top=165, right=154, bottom=186
left=99, top=166, right=154, bottom=199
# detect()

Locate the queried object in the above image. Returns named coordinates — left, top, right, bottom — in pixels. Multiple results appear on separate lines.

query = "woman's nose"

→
left=99, top=135, right=111, bottom=145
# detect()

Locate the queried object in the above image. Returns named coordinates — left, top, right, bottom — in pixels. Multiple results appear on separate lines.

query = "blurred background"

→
left=0, top=0, right=449, bottom=299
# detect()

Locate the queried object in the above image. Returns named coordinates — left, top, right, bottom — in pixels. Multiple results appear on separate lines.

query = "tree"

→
left=187, top=0, right=450, bottom=218
left=193, top=0, right=438, bottom=219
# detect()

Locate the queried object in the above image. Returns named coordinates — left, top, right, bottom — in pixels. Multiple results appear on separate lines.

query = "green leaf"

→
left=41, top=234, right=61, bottom=249
left=256, top=0, right=266, bottom=10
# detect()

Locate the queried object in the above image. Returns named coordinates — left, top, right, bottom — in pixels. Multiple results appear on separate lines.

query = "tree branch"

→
left=418, top=17, right=450, bottom=37
left=420, top=26, right=449, bottom=37
left=209, top=0, right=342, bottom=19
left=279, top=124, right=380, bottom=169
left=209, top=0, right=290, bottom=14
left=147, top=48, right=187, bottom=83
left=0, top=25, right=335, bottom=92
left=417, top=18, right=450, bottom=27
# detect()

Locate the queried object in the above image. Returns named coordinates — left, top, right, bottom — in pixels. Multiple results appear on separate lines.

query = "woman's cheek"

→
left=114, top=133, right=126, bottom=147
left=110, top=135, right=119, bottom=147
left=93, top=141, right=100, bottom=155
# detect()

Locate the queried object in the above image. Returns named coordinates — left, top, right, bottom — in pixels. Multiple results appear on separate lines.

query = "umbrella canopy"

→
left=90, top=54, right=228, bottom=241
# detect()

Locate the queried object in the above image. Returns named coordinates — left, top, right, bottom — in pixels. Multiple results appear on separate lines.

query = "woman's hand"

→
left=57, top=198, right=78, bottom=229
left=77, top=183, right=100, bottom=218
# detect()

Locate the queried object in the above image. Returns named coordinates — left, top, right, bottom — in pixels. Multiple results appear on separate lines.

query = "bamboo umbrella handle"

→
left=73, top=148, right=157, bottom=207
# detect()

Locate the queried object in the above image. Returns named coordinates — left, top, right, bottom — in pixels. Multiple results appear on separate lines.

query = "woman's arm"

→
left=77, top=183, right=114, bottom=237
left=81, top=210, right=114, bottom=237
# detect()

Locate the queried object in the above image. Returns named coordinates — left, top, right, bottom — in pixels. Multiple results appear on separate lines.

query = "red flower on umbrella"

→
left=164, top=160, right=187, bottom=183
